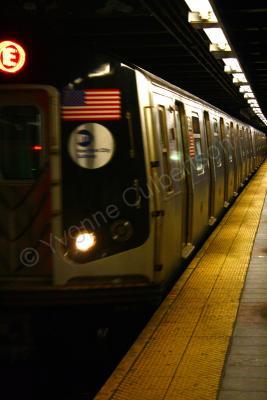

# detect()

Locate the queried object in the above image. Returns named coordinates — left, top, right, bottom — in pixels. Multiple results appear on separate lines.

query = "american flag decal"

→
left=188, top=132, right=195, bottom=158
left=61, top=89, right=121, bottom=121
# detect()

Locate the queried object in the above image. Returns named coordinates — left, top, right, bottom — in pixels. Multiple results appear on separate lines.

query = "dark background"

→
left=1, top=0, right=267, bottom=131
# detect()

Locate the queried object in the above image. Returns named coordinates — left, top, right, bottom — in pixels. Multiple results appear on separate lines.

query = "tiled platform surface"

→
left=95, top=161, right=267, bottom=400
left=218, top=194, right=267, bottom=400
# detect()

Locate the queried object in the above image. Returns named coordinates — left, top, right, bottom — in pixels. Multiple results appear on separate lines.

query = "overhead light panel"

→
left=239, top=85, right=252, bottom=93
left=250, top=103, right=259, bottom=108
left=184, top=0, right=215, bottom=17
left=233, top=73, right=248, bottom=84
left=204, top=28, right=231, bottom=51
left=223, top=58, right=242, bottom=73
left=247, top=99, right=258, bottom=105
left=184, top=0, right=267, bottom=126
left=244, top=92, right=255, bottom=99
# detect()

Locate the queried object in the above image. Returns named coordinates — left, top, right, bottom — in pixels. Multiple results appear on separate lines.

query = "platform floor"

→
left=95, top=161, right=267, bottom=400
left=218, top=190, right=267, bottom=399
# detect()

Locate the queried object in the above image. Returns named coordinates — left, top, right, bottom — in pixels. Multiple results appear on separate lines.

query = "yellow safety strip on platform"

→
left=95, top=162, right=267, bottom=400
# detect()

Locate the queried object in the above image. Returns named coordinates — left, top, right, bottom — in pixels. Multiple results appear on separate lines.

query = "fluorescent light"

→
left=239, top=85, right=252, bottom=93
left=232, top=73, right=247, bottom=83
left=184, top=0, right=267, bottom=127
left=184, top=0, right=215, bottom=15
left=204, top=28, right=230, bottom=50
left=247, top=99, right=258, bottom=105
left=223, top=58, right=241, bottom=69
left=244, top=92, right=255, bottom=98
left=223, top=58, right=242, bottom=73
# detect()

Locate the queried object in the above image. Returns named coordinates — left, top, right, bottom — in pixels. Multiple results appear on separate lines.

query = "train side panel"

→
left=139, top=78, right=188, bottom=284
left=182, top=101, right=210, bottom=245
left=204, top=109, right=225, bottom=221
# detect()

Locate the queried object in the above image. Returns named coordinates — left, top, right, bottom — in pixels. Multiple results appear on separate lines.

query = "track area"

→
left=95, top=161, right=267, bottom=400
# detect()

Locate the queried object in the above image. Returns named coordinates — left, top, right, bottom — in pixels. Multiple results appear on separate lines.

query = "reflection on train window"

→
left=0, top=106, right=43, bottom=180
left=213, top=118, right=222, bottom=168
left=194, top=139, right=204, bottom=172
left=192, top=114, right=204, bottom=174
left=167, top=108, right=181, bottom=165
left=226, top=123, right=233, bottom=162
left=245, top=129, right=250, bottom=155
left=158, top=106, right=173, bottom=192
left=240, top=128, right=246, bottom=157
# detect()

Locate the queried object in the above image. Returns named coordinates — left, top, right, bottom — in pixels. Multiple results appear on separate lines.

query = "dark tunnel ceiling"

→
left=2, top=0, right=267, bottom=131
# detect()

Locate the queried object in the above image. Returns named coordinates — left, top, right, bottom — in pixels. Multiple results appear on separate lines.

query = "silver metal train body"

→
left=0, top=60, right=266, bottom=304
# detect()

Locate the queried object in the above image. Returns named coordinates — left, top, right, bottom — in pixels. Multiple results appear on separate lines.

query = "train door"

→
left=220, top=118, right=235, bottom=204
left=149, top=94, right=188, bottom=278
left=184, top=106, right=210, bottom=245
left=230, top=122, right=239, bottom=195
left=252, top=129, right=257, bottom=171
left=249, top=129, right=254, bottom=173
left=204, top=111, right=225, bottom=222
left=244, top=128, right=249, bottom=178
left=256, top=132, right=260, bottom=166
left=175, top=101, right=191, bottom=258
left=247, top=129, right=253, bottom=174
left=239, top=126, right=246, bottom=183
left=0, top=85, right=59, bottom=281
left=235, top=124, right=243, bottom=187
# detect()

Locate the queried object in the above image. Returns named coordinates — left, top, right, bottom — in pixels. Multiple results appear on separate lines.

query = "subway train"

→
left=0, top=40, right=266, bottom=305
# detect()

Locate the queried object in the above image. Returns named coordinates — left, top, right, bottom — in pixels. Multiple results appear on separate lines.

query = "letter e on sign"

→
left=0, top=40, right=26, bottom=73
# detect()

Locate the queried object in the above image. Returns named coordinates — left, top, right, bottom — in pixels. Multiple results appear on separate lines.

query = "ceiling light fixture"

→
left=184, top=0, right=267, bottom=125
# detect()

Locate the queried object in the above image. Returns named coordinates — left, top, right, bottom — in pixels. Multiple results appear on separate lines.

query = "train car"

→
left=0, top=39, right=266, bottom=305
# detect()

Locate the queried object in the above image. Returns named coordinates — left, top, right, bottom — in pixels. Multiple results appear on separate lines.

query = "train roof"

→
left=131, top=62, right=263, bottom=133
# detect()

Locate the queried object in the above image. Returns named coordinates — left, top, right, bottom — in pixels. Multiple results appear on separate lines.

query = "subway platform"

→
left=95, top=160, right=267, bottom=400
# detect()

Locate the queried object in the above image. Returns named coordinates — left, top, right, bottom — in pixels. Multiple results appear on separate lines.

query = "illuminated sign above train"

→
left=0, top=40, right=26, bottom=73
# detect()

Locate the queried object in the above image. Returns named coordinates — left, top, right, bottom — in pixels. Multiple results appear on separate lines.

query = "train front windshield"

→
left=0, top=105, right=43, bottom=180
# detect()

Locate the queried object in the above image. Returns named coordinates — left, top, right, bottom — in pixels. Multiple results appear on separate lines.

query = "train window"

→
left=0, top=105, right=43, bottom=180
left=192, top=113, right=204, bottom=174
left=192, top=115, right=200, bottom=134
left=173, top=107, right=184, bottom=168
left=166, top=106, right=184, bottom=179
left=158, top=106, right=173, bottom=192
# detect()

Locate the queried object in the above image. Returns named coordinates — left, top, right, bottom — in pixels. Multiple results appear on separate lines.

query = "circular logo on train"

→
left=68, top=123, right=115, bottom=169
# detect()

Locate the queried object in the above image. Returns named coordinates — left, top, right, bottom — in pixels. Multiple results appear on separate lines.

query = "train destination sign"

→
left=0, top=40, right=26, bottom=73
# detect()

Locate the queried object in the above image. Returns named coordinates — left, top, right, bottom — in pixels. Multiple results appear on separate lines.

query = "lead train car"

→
left=0, top=56, right=266, bottom=304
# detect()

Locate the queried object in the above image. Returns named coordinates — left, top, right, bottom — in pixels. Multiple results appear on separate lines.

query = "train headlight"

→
left=75, top=232, right=96, bottom=252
